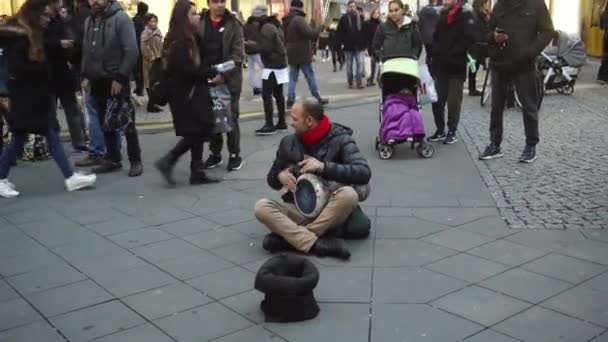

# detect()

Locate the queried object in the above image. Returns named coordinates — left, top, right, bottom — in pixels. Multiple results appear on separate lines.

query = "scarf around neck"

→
left=447, top=1, right=463, bottom=24
left=299, top=115, right=331, bottom=146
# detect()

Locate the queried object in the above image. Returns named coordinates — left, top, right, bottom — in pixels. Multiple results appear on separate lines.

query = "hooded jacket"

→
left=254, top=16, right=287, bottom=69
left=417, top=5, right=440, bottom=45
left=432, top=3, right=475, bottom=79
left=283, top=8, right=319, bottom=66
left=267, top=122, right=371, bottom=203
left=81, top=1, right=139, bottom=85
left=373, top=16, right=422, bottom=62
left=486, top=0, right=554, bottom=72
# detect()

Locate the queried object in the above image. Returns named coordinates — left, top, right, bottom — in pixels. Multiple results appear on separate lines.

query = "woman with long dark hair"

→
left=154, top=0, right=219, bottom=186
left=0, top=0, right=96, bottom=198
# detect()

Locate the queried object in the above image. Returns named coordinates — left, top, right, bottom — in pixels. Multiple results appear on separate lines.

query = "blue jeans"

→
left=85, top=93, right=121, bottom=156
left=0, top=128, right=73, bottom=179
left=345, top=50, right=364, bottom=85
left=287, top=64, right=321, bottom=102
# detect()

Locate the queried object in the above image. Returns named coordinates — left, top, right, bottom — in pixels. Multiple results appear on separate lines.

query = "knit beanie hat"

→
left=255, top=254, right=320, bottom=323
left=251, top=5, right=268, bottom=18
left=291, top=0, right=304, bottom=8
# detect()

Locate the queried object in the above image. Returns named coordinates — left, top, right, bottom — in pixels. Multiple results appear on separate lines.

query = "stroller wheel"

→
left=562, top=84, right=574, bottom=95
left=378, top=144, right=394, bottom=160
left=417, top=143, right=434, bottom=158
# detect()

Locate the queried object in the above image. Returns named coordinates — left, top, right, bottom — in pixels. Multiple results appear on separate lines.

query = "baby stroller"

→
left=374, top=58, right=434, bottom=160
left=538, top=30, right=587, bottom=95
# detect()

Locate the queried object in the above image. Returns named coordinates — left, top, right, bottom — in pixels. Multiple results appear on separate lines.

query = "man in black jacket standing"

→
left=200, top=0, right=245, bottom=172
left=337, top=0, right=367, bottom=89
left=132, top=1, right=148, bottom=97
left=479, top=0, right=553, bottom=163
left=254, top=99, right=371, bottom=260
left=427, top=0, right=475, bottom=145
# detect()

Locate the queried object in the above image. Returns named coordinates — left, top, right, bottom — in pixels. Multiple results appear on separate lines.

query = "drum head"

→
left=295, top=178, right=318, bottom=217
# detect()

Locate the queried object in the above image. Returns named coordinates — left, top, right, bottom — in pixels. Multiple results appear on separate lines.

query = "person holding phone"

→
left=479, top=0, right=553, bottom=163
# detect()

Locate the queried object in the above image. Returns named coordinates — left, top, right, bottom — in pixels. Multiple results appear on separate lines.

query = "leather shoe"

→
left=128, top=161, right=143, bottom=177
left=262, top=233, right=296, bottom=253
left=310, top=237, right=350, bottom=260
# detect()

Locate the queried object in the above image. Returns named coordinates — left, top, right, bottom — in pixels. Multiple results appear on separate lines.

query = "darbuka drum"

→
left=294, top=174, right=329, bottom=219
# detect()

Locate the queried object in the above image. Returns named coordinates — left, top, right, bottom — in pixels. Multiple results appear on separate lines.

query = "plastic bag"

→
left=363, top=52, right=372, bottom=79
left=209, top=85, right=233, bottom=134
left=418, top=64, right=438, bottom=105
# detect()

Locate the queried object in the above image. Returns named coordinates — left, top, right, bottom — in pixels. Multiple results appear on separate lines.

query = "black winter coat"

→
left=44, top=15, right=78, bottom=93
left=336, top=13, right=367, bottom=51
left=166, top=37, right=214, bottom=138
left=243, top=18, right=261, bottom=55
left=267, top=123, right=371, bottom=203
left=373, top=17, right=422, bottom=62
left=283, top=8, right=319, bottom=66
left=487, top=0, right=554, bottom=72
left=432, top=5, right=475, bottom=79
left=0, top=23, right=58, bottom=134
left=363, top=18, right=380, bottom=52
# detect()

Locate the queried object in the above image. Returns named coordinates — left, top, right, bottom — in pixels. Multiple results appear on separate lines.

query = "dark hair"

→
left=165, top=0, right=196, bottom=48
left=144, top=13, right=158, bottom=24
left=302, top=98, right=324, bottom=122
left=347, top=0, right=356, bottom=5
left=388, top=0, right=404, bottom=10
left=17, top=0, right=51, bottom=61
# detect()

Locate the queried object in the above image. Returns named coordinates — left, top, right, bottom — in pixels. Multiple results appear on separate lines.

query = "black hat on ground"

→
left=255, top=254, right=320, bottom=323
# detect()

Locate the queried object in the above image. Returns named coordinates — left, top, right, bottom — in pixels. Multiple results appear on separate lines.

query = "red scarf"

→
left=299, top=115, right=331, bottom=146
left=446, top=0, right=463, bottom=25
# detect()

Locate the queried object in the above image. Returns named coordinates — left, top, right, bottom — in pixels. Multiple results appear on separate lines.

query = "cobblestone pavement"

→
left=459, top=62, right=608, bottom=229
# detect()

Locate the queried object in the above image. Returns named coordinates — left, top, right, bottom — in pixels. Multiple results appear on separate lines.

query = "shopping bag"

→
left=209, top=85, right=233, bottom=134
left=418, top=64, right=438, bottom=105
left=104, top=96, right=134, bottom=131
left=363, top=52, right=372, bottom=79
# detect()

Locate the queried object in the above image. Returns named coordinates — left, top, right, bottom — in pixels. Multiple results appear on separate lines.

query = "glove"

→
left=467, top=54, right=477, bottom=74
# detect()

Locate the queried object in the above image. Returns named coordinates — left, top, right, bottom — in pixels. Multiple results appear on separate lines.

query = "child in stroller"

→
left=375, top=58, right=434, bottom=160
left=538, top=30, right=587, bottom=95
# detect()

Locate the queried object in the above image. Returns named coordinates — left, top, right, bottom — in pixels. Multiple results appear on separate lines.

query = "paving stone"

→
left=212, top=325, right=287, bottom=342
left=315, top=267, right=372, bottom=303
left=18, top=218, right=98, bottom=248
left=219, top=290, right=266, bottom=324
left=315, top=239, right=374, bottom=267
left=521, top=254, right=607, bottom=284
left=50, top=236, right=127, bottom=262
left=6, top=263, right=86, bottom=294
left=205, top=209, right=255, bottom=226
left=107, top=227, right=173, bottom=248
left=265, top=303, right=369, bottom=342
left=372, top=304, right=483, bottom=342
left=228, top=220, right=269, bottom=238
left=426, top=253, right=510, bottom=283
left=374, top=266, right=468, bottom=304
left=0, top=247, right=65, bottom=277
left=63, top=207, right=124, bottom=226
left=585, top=230, right=608, bottom=244
left=25, top=280, right=113, bottom=317
left=187, top=267, right=254, bottom=300
left=376, top=207, right=413, bottom=217
left=154, top=302, right=253, bottom=342
left=374, top=216, right=449, bottom=239
left=542, top=286, right=608, bottom=328
left=4, top=209, right=62, bottom=225
left=69, top=252, right=148, bottom=275
left=158, top=216, right=221, bottom=237
left=591, top=331, right=608, bottom=342
left=185, top=227, right=248, bottom=250
left=89, top=264, right=175, bottom=297
left=467, top=240, right=548, bottom=266
left=131, top=238, right=204, bottom=263
left=422, top=229, right=496, bottom=252
left=374, top=240, right=456, bottom=267
left=412, top=208, right=499, bottom=227
left=463, top=329, right=520, bottom=342
left=493, top=306, right=603, bottom=342
left=479, top=268, right=572, bottom=303
left=506, top=230, right=588, bottom=253
left=0, top=298, right=42, bottom=331
left=92, top=324, right=174, bottom=342
left=50, top=301, right=145, bottom=342
left=0, top=321, right=65, bottom=342
left=137, top=207, right=195, bottom=226
left=210, top=238, right=269, bottom=265
left=86, top=216, right=149, bottom=236
left=0, top=280, right=18, bottom=303
left=124, top=282, right=212, bottom=320
left=154, top=250, right=235, bottom=280
left=431, top=286, right=531, bottom=327
left=581, top=271, right=608, bottom=293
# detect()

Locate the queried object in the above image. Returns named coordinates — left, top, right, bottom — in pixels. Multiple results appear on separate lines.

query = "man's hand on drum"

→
left=299, top=157, right=325, bottom=174
left=279, top=169, right=297, bottom=192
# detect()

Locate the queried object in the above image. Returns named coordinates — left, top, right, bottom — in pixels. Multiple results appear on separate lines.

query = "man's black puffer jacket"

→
left=267, top=123, right=371, bottom=202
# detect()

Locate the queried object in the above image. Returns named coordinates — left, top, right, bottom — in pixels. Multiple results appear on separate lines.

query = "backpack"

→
left=0, top=47, right=8, bottom=97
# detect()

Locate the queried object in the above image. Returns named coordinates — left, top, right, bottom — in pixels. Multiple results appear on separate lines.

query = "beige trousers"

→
left=254, top=186, right=359, bottom=252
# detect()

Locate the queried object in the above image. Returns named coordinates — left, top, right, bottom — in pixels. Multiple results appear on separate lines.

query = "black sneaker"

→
left=262, top=233, right=296, bottom=253
left=255, top=125, right=276, bottom=136
left=204, top=154, right=222, bottom=169
left=92, top=161, right=122, bottom=174
left=519, top=145, right=537, bottom=163
left=227, top=154, right=244, bottom=171
left=310, top=237, right=351, bottom=260
left=427, top=131, right=446, bottom=142
left=469, top=89, right=482, bottom=96
left=286, top=100, right=295, bottom=109
left=275, top=122, right=288, bottom=131
left=479, top=144, right=504, bottom=160
left=318, top=97, right=329, bottom=105
left=443, top=131, right=458, bottom=145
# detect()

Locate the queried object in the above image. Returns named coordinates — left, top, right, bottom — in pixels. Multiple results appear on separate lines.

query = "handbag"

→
left=209, top=84, right=233, bottom=134
left=104, top=96, right=134, bottom=132
left=418, top=64, right=438, bottom=105
left=148, top=57, right=169, bottom=107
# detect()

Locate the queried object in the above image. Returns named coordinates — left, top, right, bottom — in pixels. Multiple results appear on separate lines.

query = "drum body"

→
left=294, top=174, right=330, bottom=219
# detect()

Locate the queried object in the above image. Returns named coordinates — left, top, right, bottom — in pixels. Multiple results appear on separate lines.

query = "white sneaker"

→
left=0, top=179, right=19, bottom=198
left=65, top=173, right=97, bottom=192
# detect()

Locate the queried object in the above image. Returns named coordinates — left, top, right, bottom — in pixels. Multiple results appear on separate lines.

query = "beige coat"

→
left=140, top=28, right=163, bottom=89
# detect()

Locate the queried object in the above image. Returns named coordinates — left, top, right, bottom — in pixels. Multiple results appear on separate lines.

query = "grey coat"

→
left=81, top=1, right=139, bottom=84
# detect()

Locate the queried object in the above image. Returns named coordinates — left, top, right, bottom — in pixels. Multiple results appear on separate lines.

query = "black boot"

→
left=310, top=237, right=350, bottom=260
left=262, top=233, right=297, bottom=253
left=154, top=153, right=178, bottom=186
left=190, top=161, right=220, bottom=185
